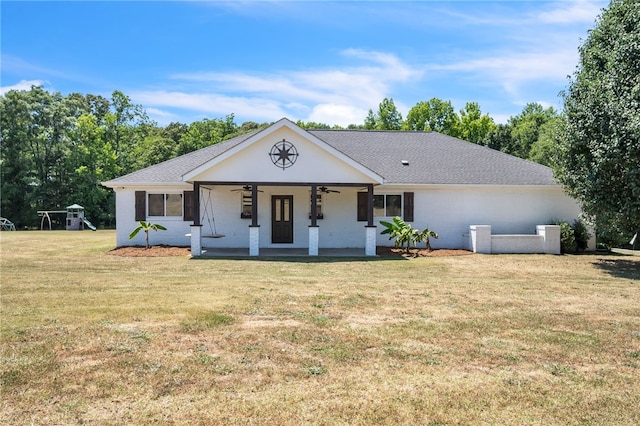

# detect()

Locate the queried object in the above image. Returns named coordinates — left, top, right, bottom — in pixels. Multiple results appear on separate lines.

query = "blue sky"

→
left=1, top=0, right=607, bottom=127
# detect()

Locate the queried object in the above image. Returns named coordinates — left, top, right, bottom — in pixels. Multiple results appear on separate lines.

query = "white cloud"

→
left=0, top=79, right=46, bottom=95
left=139, top=50, right=419, bottom=125
left=307, top=103, right=369, bottom=128
left=431, top=49, right=578, bottom=97
left=130, top=90, right=290, bottom=123
left=537, top=0, right=604, bottom=24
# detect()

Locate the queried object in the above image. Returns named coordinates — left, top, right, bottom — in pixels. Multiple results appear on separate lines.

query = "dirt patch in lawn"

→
left=107, top=245, right=472, bottom=257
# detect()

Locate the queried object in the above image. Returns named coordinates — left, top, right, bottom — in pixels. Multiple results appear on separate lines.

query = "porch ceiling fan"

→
left=319, top=186, right=340, bottom=194
left=230, top=185, right=264, bottom=193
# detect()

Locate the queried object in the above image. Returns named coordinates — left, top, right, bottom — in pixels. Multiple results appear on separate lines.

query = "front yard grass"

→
left=1, top=231, right=639, bottom=425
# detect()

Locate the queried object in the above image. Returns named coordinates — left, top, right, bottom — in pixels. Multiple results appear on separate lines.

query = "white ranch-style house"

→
left=103, top=118, right=588, bottom=256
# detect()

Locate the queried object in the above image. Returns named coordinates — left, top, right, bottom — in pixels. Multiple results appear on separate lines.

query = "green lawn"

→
left=1, top=231, right=639, bottom=425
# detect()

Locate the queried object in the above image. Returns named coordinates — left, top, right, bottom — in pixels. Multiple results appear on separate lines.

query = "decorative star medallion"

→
left=269, top=139, right=299, bottom=170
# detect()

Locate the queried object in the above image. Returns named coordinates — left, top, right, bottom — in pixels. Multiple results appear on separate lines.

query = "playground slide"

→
left=82, top=217, right=97, bottom=231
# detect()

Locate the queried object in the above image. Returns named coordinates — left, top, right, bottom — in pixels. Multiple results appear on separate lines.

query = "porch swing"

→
left=200, top=186, right=225, bottom=239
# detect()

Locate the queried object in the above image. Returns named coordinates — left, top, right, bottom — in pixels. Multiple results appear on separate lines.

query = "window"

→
left=309, top=192, right=323, bottom=219
left=373, top=194, right=401, bottom=217
left=148, top=193, right=182, bottom=217
left=358, top=192, right=414, bottom=221
left=241, top=191, right=252, bottom=219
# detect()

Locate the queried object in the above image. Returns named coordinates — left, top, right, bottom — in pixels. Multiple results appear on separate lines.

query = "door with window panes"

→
left=272, top=195, right=293, bottom=243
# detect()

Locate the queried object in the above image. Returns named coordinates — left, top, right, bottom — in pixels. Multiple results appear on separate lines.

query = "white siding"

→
left=114, top=186, right=192, bottom=247
left=113, top=184, right=584, bottom=251
left=386, top=184, right=583, bottom=249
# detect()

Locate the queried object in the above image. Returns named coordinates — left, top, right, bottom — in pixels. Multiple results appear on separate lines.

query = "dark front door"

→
left=272, top=195, right=293, bottom=243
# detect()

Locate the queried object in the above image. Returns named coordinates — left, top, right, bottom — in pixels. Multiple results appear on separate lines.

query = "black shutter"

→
left=183, top=191, right=195, bottom=222
left=403, top=192, right=414, bottom=222
left=357, top=192, right=368, bottom=222
left=135, top=191, right=146, bottom=221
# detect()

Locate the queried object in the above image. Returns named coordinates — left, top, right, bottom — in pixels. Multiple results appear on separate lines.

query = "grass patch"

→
left=1, top=231, right=639, bottom=425
left=181, top=311, right=235, bottom=333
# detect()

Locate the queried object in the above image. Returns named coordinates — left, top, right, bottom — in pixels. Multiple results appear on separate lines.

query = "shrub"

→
left=572, top=218, right=590, bottom=252
left=553, top=219, right=591, bottom=253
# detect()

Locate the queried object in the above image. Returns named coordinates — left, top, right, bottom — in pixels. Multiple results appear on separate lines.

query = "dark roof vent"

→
left=401, top=160, right=409, bottom=166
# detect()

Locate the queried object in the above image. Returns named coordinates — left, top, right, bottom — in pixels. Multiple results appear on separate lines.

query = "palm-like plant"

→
left=129, top=221, right=167, bottom=249
left=380, top=217, right=439, bottom=253
left=415, top=227, right=439, bottom=251
left=380, top=217, right=414, bottom=253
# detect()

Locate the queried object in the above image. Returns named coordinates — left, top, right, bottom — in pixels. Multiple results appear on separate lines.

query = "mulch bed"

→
left=108, top=245, right=472, bottom=258
left=107, top=245, right=191, bottom=257
left=377, top=247, right=473, bottom=258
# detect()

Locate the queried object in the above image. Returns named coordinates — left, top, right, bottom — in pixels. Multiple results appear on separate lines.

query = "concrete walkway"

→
left=197, top=247, right=370, bottom=258
left=611, top=248, right=640, bottom=257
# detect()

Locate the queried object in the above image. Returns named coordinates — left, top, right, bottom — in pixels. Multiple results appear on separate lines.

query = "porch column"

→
left=249, top=185, right=260, bottom=256
left=249, top=226, right=260, bottom=256
left=365, top=226, right=377, bottom=256
left=309, top=184, right=319, bottom=256
left=309, top=226, right=319, bottom=256
left=365, top=184, right=376, bottom=256
left=193, top=182, right=201, bottom=226
left=366, top=184, right=374, bottom=227
left=251, top=185, right=259, bottom=227
left=310, top=185, right=318, bottom=227
left=190, top=225, right=202, bottom=256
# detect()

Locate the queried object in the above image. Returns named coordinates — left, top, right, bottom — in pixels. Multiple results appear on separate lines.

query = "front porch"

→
left=188, top=181, right=379, bottom=257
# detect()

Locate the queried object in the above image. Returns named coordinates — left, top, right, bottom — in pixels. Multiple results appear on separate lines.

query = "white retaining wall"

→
left=469, top=225, right=561, bottom=254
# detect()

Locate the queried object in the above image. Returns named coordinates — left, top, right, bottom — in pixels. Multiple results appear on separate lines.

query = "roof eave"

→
left=102, top=181, right=191, bottom=189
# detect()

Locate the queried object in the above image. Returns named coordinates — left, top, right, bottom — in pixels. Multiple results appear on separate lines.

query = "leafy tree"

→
left=131, top=134, right=177, bottom=170
left=405, top=98, right=459, bottom=135
left=364, top=109, right=377, bottom=130
left=347, top=123, right=366, bottom=130
left=175, top=115, right=239, bottom=155
left=0, top=87, right=75, bottom=227
left=66, top=113, right=119, bottom=225
left=482, top=123, right=512, bottom=152
left=66, top=93, right=110, bottom=124
left=480, top=103, right=557, bottom=161
left=529, top=117, right=561, bottom=167
left=104, top=90, right=152, bottom=173
left=457, top=102, right=496, bottom=144
left=161, top=122, right=189, bottom=144
left=0, top=87, right=150, bottom=228
left=509, top=103, right=557, bottom=159
left=364, top=98, right=403, bottom=130
left=0, top=89, right=36, bottom=227
left=295, top=120, right=332, bottom=130
left=555, top=0, right=640, bottom=245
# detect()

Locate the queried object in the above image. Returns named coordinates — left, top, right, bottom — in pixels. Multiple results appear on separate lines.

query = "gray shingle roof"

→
left=309, top=130, right=556, bottom=185
left=103, top=127, right=556, bottom=186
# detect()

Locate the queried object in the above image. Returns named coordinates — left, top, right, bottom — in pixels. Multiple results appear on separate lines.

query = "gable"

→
left=183, top=119, right=383, bottom=184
